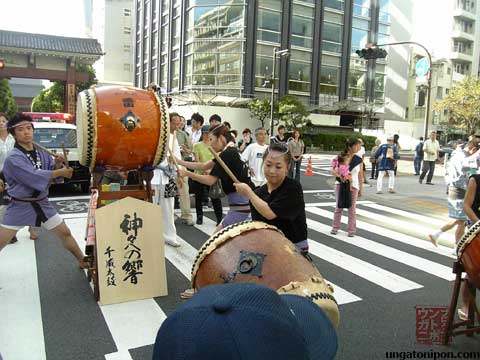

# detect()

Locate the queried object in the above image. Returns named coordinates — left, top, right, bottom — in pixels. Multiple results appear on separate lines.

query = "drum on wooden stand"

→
left=457, top=221, right=480, bottom=288
left=191, top=220, right=340, bottom=327
left=76, top=86, right=169, bottom=171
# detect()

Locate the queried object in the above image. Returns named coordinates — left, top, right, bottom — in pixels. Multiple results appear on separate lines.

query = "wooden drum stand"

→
left=443, top=261, right=480, bottom=344
left=84, top=166, right=154, bottom=301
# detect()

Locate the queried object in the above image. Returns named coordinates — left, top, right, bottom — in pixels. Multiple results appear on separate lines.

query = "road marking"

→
left=354, top=208, right=455, bottom=244
left=305, top=201, right=373, bottom=207
left=303, top=190, right=334, bottom=193
left=51, top=195, right=92, bottom=201
left=60, top=213, right=88, bottom=220
left=0, top=228, right=46, bottom=360
left=308, top=240, right=423, bottom=292
left=197, top=216, right=362, bottom=305
left=307, top=219, right=455, bottom=281
left=361, top=203, right=447, bottom=227
left=306, top=207, right=456, bottom=258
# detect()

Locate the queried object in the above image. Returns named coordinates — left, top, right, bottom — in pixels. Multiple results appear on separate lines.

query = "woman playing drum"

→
left=234, top=142, right=309, bottom=254
left=459, top=173, right=480, bottom=319
left=177, top=124, right=252, bottom=233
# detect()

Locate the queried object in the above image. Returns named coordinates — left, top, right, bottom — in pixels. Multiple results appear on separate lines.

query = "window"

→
left=124, top=27, right=132, bottom=34
left=124, top=63, right=131, bottom=72
left=437, top=87, right=443, bottom=99
left=322, top=22, right=343, bottom=53
left=124, top=44, right=131, bottom=52
left=124, top=8, right=131, bottom=16
left=324, top=0, right=344, bottom=11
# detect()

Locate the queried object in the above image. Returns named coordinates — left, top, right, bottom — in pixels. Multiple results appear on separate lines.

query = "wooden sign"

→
left=67, top=83, right=76, bottom=115
left=95, top=197, right=167, bottom=305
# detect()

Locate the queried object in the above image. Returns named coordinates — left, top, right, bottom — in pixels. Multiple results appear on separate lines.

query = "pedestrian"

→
left=419, top=131, right=440, bottom=185
left=176, top=116, right=194, bottom=226
left=0, top=113, right=87, bottom=268
left=458, top=173, right=480, bottom=320
left=152, top=283, right=338, bottom=360
left=190, top=113, right=204, bottom=145
left=274, top=125, right=288, bottom=144
left=369, top=138, right=381, bottom=179
left=288, top=130, right=304, bottom=182
left=238, top=128, right=253, bottom=153
left=223, top=121, right=232, bottom=130
left=413, top=136, right=424, bottom=176
left=177, top=123, right=252, bottom=233
left=330, top=138, right=363, bottom=237
left=375, top=135, right=400, bottom=194
left=356, top=138, right=369, bottom=185
left=191, top=125, right=223, bottom=225
left=428, top=139, right=480, bottom=246
left=235, top=140, right=309, bottom=253
left=393, top=134, right=401, bottom=176
left=209, top=114, right=221, bottom=128
left=151, top=112, right=183, bottom=247
left=241, top=128, right=268, bottom=187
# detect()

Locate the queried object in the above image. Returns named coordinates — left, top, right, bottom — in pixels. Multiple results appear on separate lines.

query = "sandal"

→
left=29, top=233, right=38, bottom=240
left=458, top=309, right=468, bottom=321
left=180, top=288, right=196, bottom=299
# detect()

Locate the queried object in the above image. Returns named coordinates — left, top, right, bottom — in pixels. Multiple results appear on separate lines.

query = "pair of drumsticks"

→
left=33, top=141, right=70, bottom=168
left=168, top=131, right=238, bottom=184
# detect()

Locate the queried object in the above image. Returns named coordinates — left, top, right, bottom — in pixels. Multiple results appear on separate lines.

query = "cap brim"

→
left=281, top=295, right=338, bottom=360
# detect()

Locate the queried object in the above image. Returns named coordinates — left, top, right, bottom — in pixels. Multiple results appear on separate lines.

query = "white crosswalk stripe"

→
left=0, top=195, right=459, bottom=359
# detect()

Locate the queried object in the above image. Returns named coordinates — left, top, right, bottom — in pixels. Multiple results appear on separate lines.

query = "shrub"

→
left=303, top=133, right=376, bottom=151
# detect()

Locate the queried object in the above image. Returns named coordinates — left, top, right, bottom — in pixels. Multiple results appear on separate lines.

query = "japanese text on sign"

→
left=120, top=212, right=144, bottom=285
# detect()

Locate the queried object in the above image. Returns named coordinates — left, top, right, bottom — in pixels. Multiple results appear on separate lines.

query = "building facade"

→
left=84, top=0, right=135, bottom=86
left=134, top=0, right=395, bottom=129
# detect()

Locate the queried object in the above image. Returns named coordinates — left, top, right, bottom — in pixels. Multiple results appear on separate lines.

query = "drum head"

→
left=76, top=88, right=97, bottom=171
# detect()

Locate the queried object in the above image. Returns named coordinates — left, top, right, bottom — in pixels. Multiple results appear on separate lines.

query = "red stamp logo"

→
left=415, top=306, right=450, bottom=345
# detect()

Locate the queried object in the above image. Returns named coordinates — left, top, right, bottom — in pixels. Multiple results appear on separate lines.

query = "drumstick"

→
left=61, top=142, right=70, bottom=167
left=208, top=146, right=239, bottom=183
left=33, top=142, right=57, bottom=157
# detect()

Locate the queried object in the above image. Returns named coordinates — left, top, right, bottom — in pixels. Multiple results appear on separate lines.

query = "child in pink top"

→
left=331, top=155, right=352, bottom=188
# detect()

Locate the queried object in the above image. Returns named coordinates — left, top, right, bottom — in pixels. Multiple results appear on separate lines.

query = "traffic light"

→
left=355, top=47, right=388, bottom=60
left=0, top=59, right=5, bottom=69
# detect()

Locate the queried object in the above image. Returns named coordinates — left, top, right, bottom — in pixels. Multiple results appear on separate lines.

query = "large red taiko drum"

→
left=76, top=86, right=169, bottom=171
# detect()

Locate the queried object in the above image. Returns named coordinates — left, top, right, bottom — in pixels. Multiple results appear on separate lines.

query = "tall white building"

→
left=84, top=0, right=134, bottom=86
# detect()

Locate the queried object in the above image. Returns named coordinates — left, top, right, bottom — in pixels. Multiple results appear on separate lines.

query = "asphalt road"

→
left=1, top=154, right=479, bottom=360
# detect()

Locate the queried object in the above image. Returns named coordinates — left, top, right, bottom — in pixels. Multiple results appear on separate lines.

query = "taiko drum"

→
left=76, top=86, right=169, bottom=171
left=457, top=222, right=480, bottom=288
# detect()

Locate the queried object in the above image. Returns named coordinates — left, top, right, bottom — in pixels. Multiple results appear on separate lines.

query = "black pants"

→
left=370, top=162, right=378, bottom=179
left=193, top=181, right=223, bottom=224
left=420, top=160, right=435, bottom=183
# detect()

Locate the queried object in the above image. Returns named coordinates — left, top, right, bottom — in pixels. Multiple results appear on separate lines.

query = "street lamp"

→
left=270, top=48, right=289, bottom=136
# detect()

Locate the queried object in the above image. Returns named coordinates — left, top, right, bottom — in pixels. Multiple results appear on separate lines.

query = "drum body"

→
left=76, top=86, right=169, bottom=171
left=457, top=222, right=480, bottom=288
left=192, top=221, right=340, bottom=327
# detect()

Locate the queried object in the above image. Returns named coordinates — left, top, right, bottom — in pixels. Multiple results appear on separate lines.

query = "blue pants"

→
left=414, top=157, right=422, bottom=175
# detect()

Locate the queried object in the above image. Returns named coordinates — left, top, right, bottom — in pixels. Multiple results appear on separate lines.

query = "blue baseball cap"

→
left=152, top=283, right=338, bottom=360
left=201, top=125, right=210, bottom=134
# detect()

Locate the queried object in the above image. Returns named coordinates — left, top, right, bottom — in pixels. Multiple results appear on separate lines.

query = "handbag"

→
left=337, top=181, right=352, bottom=209
left=386, top=147, right=394, bottom=160
left=164, top=176, right=178, bottom=198
left=209, top=179, right=226, bottom=199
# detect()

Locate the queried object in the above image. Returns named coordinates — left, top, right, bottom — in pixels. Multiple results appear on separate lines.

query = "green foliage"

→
left=303, top=132, right=376, bottom=151
left=31, top=82, right=64, bottom=112
left=31, top=65, right=98, bottom=112
left=247, top=98, right=275, bottom=129
left=433, top=76, right=480, bottom=135
left=0, top=79, right=18, bottom=117
left=278, top=95, right=309, bottom=130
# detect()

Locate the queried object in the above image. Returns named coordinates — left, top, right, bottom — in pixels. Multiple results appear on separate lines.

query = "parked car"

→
left=439, top=140, right=461, bottom=159
left=31, top=119, right=91, bottom=192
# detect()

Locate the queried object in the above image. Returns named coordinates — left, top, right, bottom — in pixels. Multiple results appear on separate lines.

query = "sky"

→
left=2, top=0, right=86, bottom=38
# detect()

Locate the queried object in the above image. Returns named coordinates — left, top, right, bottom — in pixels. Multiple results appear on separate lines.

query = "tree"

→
left=247, top=98, right=278, bottom=130
left=433, top=76, right=480, bottom=135
left=31, top=64, right=98, bottom=112
left=0, top=79, right=18, bottom=117
left=278, top=95, right=310, bottom=130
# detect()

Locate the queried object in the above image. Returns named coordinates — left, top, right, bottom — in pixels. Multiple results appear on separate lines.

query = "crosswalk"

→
left=0, top=195, right=459, bottom=360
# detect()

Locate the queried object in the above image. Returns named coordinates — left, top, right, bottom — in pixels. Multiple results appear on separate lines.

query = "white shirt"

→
left=0, top=134, right=15, bottom=171
left=190, top=128, right=202, bottom=145
left=152, top=133, right=182, bottom=186
left=241, top=143, right=268, bottom=186
left=423, top=139, right=440, bottom=161
left=356, top=146, right=366, bottom=158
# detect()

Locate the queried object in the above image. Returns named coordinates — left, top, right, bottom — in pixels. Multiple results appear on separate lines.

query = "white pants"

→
left=153, top=183, right=177, bottom=244
left=377, top=170, right=395, bottom=192
left=178, top=176, right=192, bottom=221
